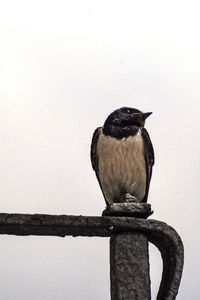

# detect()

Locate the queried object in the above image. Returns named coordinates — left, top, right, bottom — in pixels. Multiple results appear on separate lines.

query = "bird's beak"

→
left=130, top=112, right=152, bottom=127
left=142, top=112, right=152, bottom=120
left=131, top=112, right=152, bottom=121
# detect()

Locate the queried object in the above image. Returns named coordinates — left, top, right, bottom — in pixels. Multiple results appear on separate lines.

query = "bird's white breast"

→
left=97, top=129, right=146, bottom=203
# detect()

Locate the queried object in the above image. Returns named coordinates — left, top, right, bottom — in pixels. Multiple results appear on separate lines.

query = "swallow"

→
left=90, top=107, right=154, bottom=205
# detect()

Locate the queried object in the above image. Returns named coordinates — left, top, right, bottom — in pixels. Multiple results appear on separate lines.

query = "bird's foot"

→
left=124, top=193, right=138, bottom=203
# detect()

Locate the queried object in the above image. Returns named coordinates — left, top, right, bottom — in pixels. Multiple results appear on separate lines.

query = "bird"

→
left=90, top=107, right=154, bottom=205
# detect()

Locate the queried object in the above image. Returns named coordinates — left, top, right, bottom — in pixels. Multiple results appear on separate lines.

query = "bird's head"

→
left=104, top=107, right=152, bottom=128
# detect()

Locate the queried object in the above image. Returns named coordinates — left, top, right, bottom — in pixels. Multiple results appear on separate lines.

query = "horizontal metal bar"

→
left=0, top=212, right=180, bottom=241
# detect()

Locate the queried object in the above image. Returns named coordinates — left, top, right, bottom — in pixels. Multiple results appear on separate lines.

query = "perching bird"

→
left=90, top=107, right=154, bottom=205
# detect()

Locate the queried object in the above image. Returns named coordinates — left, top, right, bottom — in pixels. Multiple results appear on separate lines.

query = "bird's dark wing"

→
left=90, top=127, right=109, bottom=205
left=90, top=127, right=102, bottom=172
left=141, top=127, right=155, bottom=202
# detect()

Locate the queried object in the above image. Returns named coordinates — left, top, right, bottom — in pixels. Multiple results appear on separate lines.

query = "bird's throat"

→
left=103, top=124, right=140, bottom=139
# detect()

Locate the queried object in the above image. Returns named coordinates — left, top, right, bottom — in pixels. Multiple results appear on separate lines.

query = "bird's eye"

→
left=126, top=109, right=131, bottom=113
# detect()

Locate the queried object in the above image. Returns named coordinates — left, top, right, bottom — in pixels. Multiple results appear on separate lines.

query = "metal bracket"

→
left=0, top=206, right=184, bottom=300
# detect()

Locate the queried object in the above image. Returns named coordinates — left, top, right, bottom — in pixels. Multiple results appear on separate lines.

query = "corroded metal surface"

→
left=110, top=233, right=150, bottom=300
left=102, top=203, right=153, bottom=218
left=0, top=212, right=184, bottom=299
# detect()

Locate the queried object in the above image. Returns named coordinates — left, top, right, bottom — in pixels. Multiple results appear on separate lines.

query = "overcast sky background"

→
left=0, top=0, right=200, bottom=299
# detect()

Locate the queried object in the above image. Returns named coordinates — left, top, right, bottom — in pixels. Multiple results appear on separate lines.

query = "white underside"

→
left=97, top=129, right=146, bottom=204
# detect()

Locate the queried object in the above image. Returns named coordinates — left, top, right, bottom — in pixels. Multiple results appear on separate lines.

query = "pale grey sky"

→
left=0, top=0, right=200, bottom=299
